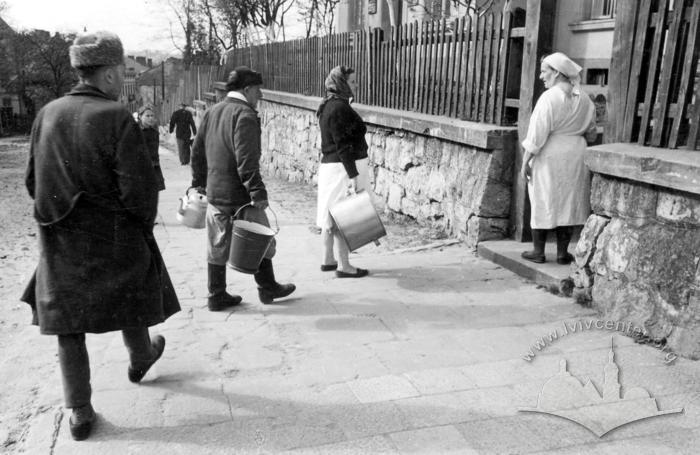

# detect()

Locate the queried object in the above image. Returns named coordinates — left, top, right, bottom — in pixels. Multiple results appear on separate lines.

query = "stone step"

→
left=477, top=239, right=575, bottom=295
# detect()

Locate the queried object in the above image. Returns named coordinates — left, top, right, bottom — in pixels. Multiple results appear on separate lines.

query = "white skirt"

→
left=316, top=158, right=371, bottom=230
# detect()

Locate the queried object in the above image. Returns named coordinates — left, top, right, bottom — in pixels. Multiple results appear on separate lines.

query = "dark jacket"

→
left=141, top=125, right=166, bottom=191
left=21, top=84, right=180, bottom=335
left=191, top=97, right=267, bottom=211
left=318, top=97, right=368, bottom=178
left=169, top=108, right=196, bottom=139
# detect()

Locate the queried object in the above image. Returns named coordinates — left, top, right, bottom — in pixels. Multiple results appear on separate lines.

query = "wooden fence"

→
left=609, top=0, right=700, bottom=150
left=224, top=10, right=523, bottom=126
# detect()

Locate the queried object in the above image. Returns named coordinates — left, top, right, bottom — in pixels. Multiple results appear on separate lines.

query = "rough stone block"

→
left=667, top=325, right=700, bottom=360
left=591, top=174, right=658, bottom=220
left=656, top=189, right=700, bottom=226
left=404, top=165, right=430, bottom=195
left=388, top=183, right=405, bottom=212
left=426, top=171, right=446, bottom=202
left=574, top=214, right=610, bottom=268
left=476, top=180, right=511, bottom=218
left=466, top=215, right=509, bottom=248
left=401, top=196, right=420, bottom=218
left=589, top=218, right=639, bottom=275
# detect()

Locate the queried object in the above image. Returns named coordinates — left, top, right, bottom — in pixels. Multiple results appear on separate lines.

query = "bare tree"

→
left=299, top=0, right=340, bottom=37
left=236, top=0, right=296, bottom=42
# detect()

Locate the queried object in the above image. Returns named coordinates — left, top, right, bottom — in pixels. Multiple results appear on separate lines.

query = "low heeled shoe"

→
left=335, top=268, right=369, bottom=278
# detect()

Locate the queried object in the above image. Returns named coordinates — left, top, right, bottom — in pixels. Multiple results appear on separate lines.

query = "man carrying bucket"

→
left=191, top=66, right=296, bottom=311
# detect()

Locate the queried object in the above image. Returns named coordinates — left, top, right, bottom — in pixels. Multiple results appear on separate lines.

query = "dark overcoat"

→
left=21, top=84, right=180, bottom=335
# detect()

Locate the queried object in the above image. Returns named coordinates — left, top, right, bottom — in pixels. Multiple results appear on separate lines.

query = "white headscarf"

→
left=542, top=52, right=582, bottom=86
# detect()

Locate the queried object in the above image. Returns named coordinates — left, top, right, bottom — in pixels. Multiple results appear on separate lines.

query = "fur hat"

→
left=226, top=66, right=263, bottom=91
left=69, top=31, right=124, bottom=68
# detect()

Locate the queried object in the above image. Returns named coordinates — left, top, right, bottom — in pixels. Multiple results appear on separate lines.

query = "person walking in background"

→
left=169, top=102, right=196, bottom=165
left=520, top=52, right=597, bottom=264
left=138, top=104, right=166, bottom=191
left=21, top=31, right=180, bottom=441
left=316, top=66, right=370, bottom=278
left=191, top=66, right=295, bottom=311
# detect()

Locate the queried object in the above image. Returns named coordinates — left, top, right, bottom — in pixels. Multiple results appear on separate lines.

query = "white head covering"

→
left=542, top=52, right=582, bottom=85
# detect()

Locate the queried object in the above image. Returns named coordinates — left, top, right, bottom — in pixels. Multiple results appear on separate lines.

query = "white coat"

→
left=522, top=85, right=596, bottom=229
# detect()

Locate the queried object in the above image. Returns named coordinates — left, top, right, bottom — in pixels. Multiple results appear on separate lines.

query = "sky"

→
left=2, top=0, right=308, bottom=56
left=2, top=0, right=183, bottom=55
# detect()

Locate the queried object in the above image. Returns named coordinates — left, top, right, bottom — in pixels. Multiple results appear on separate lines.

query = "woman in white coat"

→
left=520, top=52, right=597, bottom=264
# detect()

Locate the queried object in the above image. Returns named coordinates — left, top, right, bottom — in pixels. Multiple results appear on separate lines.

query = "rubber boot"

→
left=254, top=258, right=296, bottom=304
left=555, top=226, right=575, bottom=265
left=207, top=263, right=242, bottom=311
left=521, top=229, right=547, bottom=263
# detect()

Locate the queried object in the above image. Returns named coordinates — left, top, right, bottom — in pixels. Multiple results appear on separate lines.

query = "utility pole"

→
left=161, top=61, right=165, bottom=101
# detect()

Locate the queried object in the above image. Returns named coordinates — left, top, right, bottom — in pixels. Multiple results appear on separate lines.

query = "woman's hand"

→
left=347, top=176, right=358, bottom=195
left=520, top=161, right=532, bottom=182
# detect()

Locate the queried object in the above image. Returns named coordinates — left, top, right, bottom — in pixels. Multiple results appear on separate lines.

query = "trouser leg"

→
left=57, top=333, right=91, bottom=409
left=254, top=258, right=276, bottom=289
left=122, top=327, right=156, bottom=368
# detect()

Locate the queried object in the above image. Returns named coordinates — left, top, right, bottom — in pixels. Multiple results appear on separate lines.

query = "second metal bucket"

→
left=227, top=204, right=278, bottom=274
left=329, top=190, right=386, bottom=252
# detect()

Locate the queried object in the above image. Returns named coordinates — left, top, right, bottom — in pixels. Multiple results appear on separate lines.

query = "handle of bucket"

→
left=233, top=202, right=280, bottom=235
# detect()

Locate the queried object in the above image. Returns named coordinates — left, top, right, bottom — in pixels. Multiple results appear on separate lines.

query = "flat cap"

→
left=226, top=66, right=263, bottom=91
left=69, top=31, right=124, bottom=68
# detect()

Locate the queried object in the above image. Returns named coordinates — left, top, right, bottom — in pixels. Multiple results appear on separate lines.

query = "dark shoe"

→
left=521, top=251, right=545, bottom=263
left=258, top=283, right=296, bottom=304
left=320, top=263, right=338, bottom=271
left=128, top=335, right=165, bottom=383
left=69, top=404, right=96, bottom=441
left=208, top=292, right=242, bottom=311
left=336, top=268, right=369, bottom=278
left=557, top=253, right=574, bottom=265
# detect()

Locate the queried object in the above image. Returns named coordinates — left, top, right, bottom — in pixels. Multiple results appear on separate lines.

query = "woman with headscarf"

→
left=520, top=52, right=597, bottom=264
left=138, top=104, right=166, bottom=191
left=316, top=66, right=370, bottom=278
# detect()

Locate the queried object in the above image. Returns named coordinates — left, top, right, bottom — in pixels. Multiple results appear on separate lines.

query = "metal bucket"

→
left=227, top=204, right=278, bottom=274
left=329, top=191, right=386, bottom=252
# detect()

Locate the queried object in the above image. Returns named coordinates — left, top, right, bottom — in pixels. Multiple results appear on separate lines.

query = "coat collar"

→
left=225, top=94, right=257, bottom=113
left=67, top=83, right=113, bottom=100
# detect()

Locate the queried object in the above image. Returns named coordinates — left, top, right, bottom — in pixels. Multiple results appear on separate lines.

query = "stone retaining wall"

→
left=257, top=92, right=516, bottom=248
left=573, top=144, right=700, bottom=359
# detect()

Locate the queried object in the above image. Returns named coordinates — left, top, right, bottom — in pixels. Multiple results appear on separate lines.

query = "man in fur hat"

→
left=191, top=66, right=295, bottom=311
left=21, top=31, right=180, bottom=441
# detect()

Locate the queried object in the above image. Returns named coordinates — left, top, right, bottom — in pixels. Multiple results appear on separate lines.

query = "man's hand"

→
left=251, top=199, right=269, bottom=210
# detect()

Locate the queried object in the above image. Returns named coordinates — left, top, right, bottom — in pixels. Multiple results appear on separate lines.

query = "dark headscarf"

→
left=316, top=66, right=355, bottom=118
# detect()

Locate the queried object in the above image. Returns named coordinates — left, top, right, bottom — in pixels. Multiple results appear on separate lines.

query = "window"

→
left=591, top=0, right=616, bottom=20
left=2, top=98, right=11, bottom=108
left=586, top=68, right=609, bottom=86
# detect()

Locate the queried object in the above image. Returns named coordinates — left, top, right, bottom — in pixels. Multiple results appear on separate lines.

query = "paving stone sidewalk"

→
left=14, top=145, right=700, bottom=455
